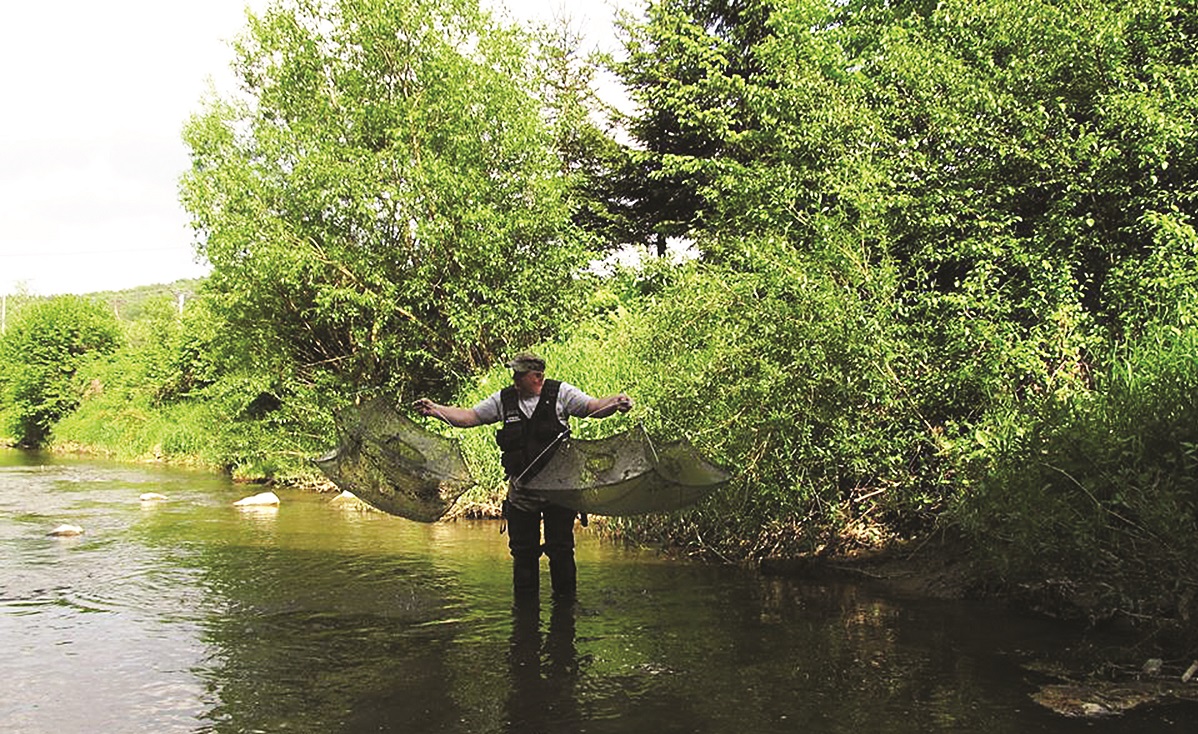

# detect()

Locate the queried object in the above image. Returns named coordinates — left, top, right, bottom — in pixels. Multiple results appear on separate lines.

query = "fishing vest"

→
left=495, top=379, right=567, bottom=481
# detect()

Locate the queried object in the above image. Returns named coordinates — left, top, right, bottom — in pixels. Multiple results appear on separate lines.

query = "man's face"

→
left=513, top=371, right=544, bottom=398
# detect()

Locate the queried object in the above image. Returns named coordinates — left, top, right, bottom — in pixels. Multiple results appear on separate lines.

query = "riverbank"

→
left=765, top=529, right=1194, bottom=645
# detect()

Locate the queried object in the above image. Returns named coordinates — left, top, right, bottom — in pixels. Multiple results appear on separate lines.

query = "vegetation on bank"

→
left=2, top=0, right=1197, bottom=646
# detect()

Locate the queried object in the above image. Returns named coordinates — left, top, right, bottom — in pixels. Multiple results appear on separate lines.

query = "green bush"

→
left=0, top=295, right=122, bottom=446
left=603, top=241, right=930, bottom=557
left=48, top=290, right=335, bottom=481
left=953, top=325, right=1198, bottom=621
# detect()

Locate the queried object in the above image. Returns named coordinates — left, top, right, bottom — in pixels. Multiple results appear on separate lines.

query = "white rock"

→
left=140, top=492, right=169, bottom=502
left=47, top=524, right=84, bottom=537
left=234, top=491, right=280, bottom=507
left=329, top=490, right=374, bottom=511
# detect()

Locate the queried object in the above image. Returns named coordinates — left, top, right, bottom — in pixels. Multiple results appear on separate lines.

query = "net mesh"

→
left=521, top=428, right=730, bottom=515
left=314, top=398, right=472, bottom=522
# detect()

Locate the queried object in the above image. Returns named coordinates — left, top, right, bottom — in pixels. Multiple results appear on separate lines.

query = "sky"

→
left=0, top=0, right=634, bottom=297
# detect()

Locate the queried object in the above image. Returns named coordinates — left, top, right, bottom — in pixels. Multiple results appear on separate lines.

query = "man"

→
left=413, top=352, right=632, bottom=601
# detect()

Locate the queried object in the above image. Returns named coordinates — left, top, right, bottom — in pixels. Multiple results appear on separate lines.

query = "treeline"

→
left=0, top=284, right=325, bottom=480
left=2, top=0, right=1197, bottom=637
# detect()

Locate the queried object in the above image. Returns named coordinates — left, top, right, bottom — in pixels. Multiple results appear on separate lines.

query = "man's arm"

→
left=412, top=398, right=482, bottom=428
left=586, top=393, right=633, bottom=419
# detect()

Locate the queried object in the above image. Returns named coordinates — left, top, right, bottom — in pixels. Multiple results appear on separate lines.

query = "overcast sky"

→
left=0, top=0, right=633, bottom=296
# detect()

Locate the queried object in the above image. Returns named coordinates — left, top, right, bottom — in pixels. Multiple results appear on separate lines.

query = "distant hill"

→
left=87, top=278, right=206, bottom=322
left=2, top=278, right=207, bottom=329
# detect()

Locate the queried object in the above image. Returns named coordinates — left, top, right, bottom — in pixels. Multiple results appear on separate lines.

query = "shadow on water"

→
left=3, top=449, right=1198, bottom=733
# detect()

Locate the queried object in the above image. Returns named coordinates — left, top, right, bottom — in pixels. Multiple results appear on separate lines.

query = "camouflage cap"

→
left=506, top=351, right=546, bottom=374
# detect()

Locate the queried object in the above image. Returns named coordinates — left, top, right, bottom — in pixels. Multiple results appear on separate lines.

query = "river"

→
left=1, top=449, right=1194, bottom=733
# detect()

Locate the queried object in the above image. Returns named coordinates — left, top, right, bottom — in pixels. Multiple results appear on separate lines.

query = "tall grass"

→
left=953, top=325, right=1198, bottom=624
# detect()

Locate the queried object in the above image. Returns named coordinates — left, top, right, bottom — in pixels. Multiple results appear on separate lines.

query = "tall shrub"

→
left=0, top=296, right=121, bottom=446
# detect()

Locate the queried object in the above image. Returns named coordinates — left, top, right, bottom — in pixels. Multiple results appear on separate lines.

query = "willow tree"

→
left=181, top=0, right=590, bottom=400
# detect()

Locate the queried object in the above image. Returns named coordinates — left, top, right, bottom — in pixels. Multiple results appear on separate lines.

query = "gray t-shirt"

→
left=471, top=381, right=595, bottom=509
left=471, top=381, right=594, bottom=425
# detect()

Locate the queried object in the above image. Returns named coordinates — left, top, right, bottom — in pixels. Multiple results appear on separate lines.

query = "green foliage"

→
left=611, top=242, right=934, bottom=556
left=955, top=326, right=1198, bottom=620
left=88, top=279, right=203, bottom=323
left=0, top=296, right=122, bottom=446
left=153, top=293, right=231, bottom=403
left=54, top=357, right=333, bottom=481
left=614, top=0, right=1198, bottom=385
left=51, top=289, right=335, bottom=481
left=180, top=0, right=592, bottom=401
left=608, top=0, right=770, bottom=251
left=449, top=244, right=933, bottom=555
left=597, top=0, right=1198, bottom=625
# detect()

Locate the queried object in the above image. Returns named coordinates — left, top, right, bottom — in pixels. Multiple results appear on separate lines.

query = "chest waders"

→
left=495, top=381, right=578, bottom=600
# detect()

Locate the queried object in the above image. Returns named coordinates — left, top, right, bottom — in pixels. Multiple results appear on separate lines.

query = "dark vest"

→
left=495, top=379, right=568, bottom=480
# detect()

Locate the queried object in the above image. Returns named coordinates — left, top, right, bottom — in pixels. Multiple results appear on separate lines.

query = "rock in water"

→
left=140, top=492, right=168, bottom=502
left=47, top=524, right=84, bottom=537
left=234, top=491, right=280, bottom=506
left=329, top=490, right=374, bottom=512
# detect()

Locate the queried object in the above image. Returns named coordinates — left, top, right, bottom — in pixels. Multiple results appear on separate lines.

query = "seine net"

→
left=315, top=398, right=472, bottom=522
left=520, top=427, right=731, bottom=516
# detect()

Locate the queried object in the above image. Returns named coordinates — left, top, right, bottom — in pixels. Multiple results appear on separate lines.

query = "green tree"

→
left=532, top=21, right=636, bottom=254
left=599, top=0, right=1198, bottom=555
left=0, top=295, right=122, bottom=446
left=614, top=0, right=1198, bottom=421
left=181, top=0, right=591, bottom=401
left=603, top=0, right=758, bottom=255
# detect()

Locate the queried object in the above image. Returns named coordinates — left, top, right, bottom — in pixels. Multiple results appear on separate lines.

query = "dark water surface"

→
left=2, top=449, right=1194, bottom=733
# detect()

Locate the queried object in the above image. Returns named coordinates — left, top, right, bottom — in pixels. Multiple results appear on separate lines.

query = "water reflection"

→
left=188, top=534, right=471, bottom=732
left=506, top=601, right=582, bottom=733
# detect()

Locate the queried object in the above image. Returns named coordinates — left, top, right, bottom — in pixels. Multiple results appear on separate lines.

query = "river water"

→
left=1, top=449, right=1194, bottom=733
